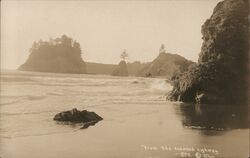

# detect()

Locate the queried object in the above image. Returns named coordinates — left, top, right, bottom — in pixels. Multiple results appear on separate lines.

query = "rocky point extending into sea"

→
left=167, top=0, right=249, bottom=104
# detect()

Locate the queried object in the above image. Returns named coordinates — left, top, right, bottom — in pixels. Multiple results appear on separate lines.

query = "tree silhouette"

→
left=120, top=49, right=128, bottom=61
left=27, top=35, right=82, bottom=57
left=159, top=44, right=166, bottom=54
left=61, top=35, right=72, bottom=47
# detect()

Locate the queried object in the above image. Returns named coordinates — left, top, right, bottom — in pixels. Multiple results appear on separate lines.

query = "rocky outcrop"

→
left=111, top=60, right=128, bottom=76
left=167, top=0, right=249, bottom=104
left=137, top=53, right=194, bottom=78
left=19, top=35, right=86, bottom=74
left=54, top=108, right=103, bottom=123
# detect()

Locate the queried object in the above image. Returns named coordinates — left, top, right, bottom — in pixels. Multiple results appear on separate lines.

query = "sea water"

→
left=0, top=70, right=248, bottom=158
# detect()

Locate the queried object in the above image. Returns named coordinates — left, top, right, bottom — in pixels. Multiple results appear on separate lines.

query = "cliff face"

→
left=167, top=0, right=249, bottom=104
left=19, top=35, right=86, bottom=74
left=137, top=53, right=194, bottom=78
left=111, top=60, right=128, bottom=76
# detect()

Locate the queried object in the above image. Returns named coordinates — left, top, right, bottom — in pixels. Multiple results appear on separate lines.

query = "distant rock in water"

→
left=137, top=52, right=194, bottom=78
left=18, top=35, right=86, bottom=74
left=111, top=60, right=128, bottom=76
left=167, top=0, right=249, bottom=104
left=54, top=108, right=103, bottom=125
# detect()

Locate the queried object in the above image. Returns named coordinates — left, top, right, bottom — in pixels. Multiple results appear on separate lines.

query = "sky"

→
left=1, top=0, right=221, bottom=69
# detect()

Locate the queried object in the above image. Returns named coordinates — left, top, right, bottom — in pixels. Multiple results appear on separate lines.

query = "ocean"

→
left=0, top=70, right=248, bottom=158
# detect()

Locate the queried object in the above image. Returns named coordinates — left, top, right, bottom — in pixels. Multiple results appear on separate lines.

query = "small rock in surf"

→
left=53, top=108, right=103, bottom=125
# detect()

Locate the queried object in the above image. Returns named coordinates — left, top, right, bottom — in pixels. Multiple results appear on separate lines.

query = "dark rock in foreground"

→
left=167, top=0, right=249, bottom=104
left=80, top=120, right=100, bottom=129
left=53, top=108, right=103, bottom=124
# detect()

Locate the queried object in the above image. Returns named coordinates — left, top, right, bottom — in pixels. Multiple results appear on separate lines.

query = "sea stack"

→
left=167, top=0, right=249, bottom=104
left=18, top=35, right=86, bottom=74
left=112, top=60, right=129, bottom=76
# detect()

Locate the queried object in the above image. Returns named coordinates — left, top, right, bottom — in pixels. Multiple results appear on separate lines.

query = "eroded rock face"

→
left=53, top=108, right=103, bottom=123
left=111, top=60, right=129, bottom=76
left=167, top=0, right=249, bottom=104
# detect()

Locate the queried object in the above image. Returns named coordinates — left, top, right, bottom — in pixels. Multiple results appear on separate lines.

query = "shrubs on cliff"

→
left=167, top=0, right=249, bottom=104
left=19, top=35, right=86, bottom=74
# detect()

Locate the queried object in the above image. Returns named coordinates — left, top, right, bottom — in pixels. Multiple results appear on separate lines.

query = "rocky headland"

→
left=137, top=52, right=194, bottom=78
left=167, top=0, right=249, bottom=104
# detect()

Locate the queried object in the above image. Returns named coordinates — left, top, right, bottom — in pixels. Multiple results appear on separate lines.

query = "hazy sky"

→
left=1, top=0, right=221, bottom=69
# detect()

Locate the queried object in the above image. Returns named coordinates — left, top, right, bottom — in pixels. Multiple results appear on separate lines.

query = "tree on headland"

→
left=29, top=41, right=39, bottom=52
left=28, top=35, right=81, bottom=54
left=112, top=49, right=129, bottom=76
left=159, top=44, right=166, bottom=54
left=120, top=49, right=129, bottom=61
left=61, top=34, right=72, bottom=47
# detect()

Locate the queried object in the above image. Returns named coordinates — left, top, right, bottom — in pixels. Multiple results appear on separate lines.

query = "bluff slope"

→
left=137, top=52, right=194, bottom=78
left=19, top=35, right=86, bottom=74
left=167, top=0, right=249, bottom=104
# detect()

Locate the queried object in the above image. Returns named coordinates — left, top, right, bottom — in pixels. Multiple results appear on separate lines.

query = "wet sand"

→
left=0, top=103, right=249, bottom=158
